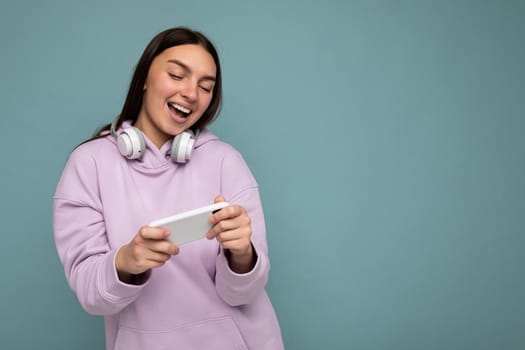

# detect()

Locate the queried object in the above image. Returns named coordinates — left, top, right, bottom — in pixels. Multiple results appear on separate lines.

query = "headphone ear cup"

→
left=117, top=127, right=145, bottom=159
left=171, top=131, right=195, bottom=163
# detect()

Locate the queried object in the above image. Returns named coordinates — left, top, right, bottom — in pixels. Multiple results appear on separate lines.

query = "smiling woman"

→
left=52, top=27, right=284, bottom=350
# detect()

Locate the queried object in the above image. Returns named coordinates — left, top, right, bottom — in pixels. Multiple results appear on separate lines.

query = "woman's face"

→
left=136, top=44, right=216, bottom=148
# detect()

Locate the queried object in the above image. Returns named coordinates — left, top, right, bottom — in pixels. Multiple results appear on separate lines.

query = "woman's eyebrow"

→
left=167, top=59, right=216, bottom=81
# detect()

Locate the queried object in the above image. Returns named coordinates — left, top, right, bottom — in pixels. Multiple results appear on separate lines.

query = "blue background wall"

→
left=1, top=0, right=523, bottom=349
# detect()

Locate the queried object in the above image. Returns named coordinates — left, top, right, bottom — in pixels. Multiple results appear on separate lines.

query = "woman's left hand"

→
left=207, top=196, right=256, bottom=273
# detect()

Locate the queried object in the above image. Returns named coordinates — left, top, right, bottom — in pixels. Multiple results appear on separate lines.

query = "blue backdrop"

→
left=1, top=0, right=524, bottom=349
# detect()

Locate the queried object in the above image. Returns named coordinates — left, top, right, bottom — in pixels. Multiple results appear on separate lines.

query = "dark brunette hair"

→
left=89, top=27, right=222, bottom=141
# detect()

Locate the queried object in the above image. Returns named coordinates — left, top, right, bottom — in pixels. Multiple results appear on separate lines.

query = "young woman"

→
left=53, top=27, right=284, bottom=350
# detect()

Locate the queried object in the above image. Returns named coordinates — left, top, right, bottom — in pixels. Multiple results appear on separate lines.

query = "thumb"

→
left=214, top=195, right=226, bottom=203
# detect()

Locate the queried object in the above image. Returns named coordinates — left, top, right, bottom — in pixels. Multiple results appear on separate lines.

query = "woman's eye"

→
left=199, top=85, right=213, bottom=93
left=169, top=73, right=183, bottom=80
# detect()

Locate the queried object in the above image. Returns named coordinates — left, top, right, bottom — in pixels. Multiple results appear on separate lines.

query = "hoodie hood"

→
left=193, top=127, right=220, bottom=149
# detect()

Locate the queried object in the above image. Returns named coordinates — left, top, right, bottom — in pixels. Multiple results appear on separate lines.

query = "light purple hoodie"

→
left=53, top=123, right=284, bottom=349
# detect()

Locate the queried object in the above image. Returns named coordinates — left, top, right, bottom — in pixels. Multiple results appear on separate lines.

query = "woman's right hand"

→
left=115, top=226, right=180, bottom=283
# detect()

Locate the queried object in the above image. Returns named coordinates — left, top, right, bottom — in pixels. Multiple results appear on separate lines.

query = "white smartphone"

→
left=149, top=202, right=229, bottom=245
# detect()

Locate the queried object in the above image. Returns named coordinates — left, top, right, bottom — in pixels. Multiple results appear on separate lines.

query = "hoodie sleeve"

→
left=53, top=146, right=147, bottom=316
left=214, top=149, right=270, bottom=306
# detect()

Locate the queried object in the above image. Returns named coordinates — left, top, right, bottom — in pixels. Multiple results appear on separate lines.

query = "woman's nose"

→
left=181, top=81, right=197, bottom=102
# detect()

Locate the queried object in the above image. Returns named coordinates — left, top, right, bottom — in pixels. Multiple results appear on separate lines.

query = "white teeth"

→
left=171, top=103, right=191, bottom=114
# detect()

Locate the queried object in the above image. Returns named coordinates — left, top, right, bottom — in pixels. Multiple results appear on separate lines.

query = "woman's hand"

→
left=115, top=226, right=180, bottom=283
left=207, top=196, right=256, bottom=273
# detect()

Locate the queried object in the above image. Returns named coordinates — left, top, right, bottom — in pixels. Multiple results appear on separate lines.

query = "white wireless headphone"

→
left=110, top=118, right=198, bottom=163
